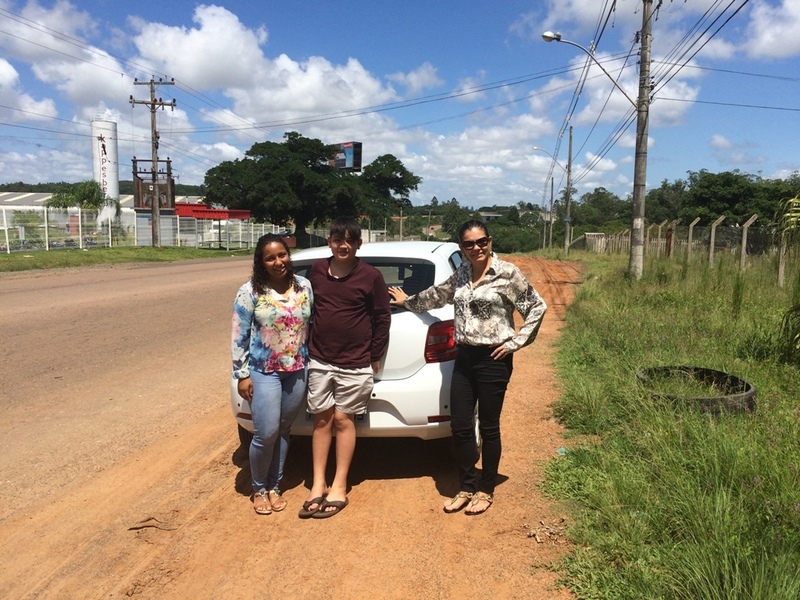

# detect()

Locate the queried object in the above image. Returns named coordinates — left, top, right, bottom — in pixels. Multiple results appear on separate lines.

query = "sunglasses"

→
left=461, top=236, right=490, bottom=250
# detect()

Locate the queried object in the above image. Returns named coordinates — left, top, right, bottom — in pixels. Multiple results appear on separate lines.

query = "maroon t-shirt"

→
left=307, top=257, right=392, bottom=369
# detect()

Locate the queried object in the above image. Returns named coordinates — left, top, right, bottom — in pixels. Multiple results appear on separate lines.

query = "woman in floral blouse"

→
left=389, top=220, right=546, bottom=516
left=232, top=234, right=313, bottom=515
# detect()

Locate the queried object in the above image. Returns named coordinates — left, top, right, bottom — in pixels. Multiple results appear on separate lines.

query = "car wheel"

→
left=237, top=424, right=253, bottom=449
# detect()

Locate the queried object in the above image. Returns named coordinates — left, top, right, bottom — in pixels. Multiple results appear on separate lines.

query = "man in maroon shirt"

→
left=298, top=217, right=391, bottom=519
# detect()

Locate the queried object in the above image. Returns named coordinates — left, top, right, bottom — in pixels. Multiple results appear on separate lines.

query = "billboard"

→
left=332, top=141, right=362, bottom=171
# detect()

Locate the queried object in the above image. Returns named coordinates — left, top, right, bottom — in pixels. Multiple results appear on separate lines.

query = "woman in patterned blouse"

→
left=389, top=220, right=547, bottom=515
left=232, top=234, right=313, bottom=515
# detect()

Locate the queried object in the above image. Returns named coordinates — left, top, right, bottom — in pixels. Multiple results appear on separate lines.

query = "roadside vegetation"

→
left=0, top=246, right=248, bottom=272
left=546, top=249, right=800, bottom=599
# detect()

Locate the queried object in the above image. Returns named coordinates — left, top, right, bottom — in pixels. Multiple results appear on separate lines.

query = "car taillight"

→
left=425, top=319, right=457, bottom=363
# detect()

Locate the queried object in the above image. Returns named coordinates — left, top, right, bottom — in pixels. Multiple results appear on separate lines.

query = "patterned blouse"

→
left=403, top=254, right=547, bottom=352
left=231, top=275, right=314, bottom=379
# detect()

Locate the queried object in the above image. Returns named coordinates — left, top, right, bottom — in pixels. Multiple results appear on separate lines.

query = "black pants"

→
left=450, top=344, right=513, bottom=495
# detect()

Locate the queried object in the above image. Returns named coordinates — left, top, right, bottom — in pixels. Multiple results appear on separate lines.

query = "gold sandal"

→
left=253, top=490, right=272, bottom=515
left=443, top=491, right=473, bottom=513
left=465, top=492, right=493, bottom=516
left=268, top=489, right=287, bottom=512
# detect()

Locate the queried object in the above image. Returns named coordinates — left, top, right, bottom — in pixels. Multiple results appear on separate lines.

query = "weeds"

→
left=546, top=250, right=800, bottom=599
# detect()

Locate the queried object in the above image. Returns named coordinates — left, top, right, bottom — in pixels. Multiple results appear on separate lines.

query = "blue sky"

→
left=1, top=0, right=798, bottom=209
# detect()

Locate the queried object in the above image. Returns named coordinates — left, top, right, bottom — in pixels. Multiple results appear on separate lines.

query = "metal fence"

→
left=572, top=218, right=777, bottom=261
left=0, top=206, right=288, bottom=253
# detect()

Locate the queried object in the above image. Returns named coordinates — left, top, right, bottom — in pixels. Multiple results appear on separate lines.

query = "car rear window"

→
left=294, top=258, right=435, bottom=296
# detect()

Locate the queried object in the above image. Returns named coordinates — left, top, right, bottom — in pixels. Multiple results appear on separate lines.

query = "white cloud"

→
left=0, top=58, right=57, bottom=121
left=130, top=5, right=268, bottom=89
left=387, top=62, right=443, bottom=97
left=745, top=0, right=800, bottom=59
left=710, top=134, right=733, bottom=150
left=0, top=0, right=96, bottom=62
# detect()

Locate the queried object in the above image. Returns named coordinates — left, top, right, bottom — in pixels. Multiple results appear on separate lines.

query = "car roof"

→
left=290, top=240, right=460, bottom=262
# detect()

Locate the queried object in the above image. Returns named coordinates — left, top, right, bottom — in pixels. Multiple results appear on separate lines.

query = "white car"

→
left=231, top=240, right=463, bottom=443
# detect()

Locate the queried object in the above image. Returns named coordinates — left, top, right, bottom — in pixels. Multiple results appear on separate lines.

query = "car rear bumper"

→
left=231, top=361, right=454, bottom=440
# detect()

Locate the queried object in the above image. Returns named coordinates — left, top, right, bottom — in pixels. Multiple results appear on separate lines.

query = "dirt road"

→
left=0, top=255, right=582, bottom=599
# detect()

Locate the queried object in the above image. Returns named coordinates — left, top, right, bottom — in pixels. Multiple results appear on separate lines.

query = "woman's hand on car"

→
left=388, top=286, right=408, bottom=305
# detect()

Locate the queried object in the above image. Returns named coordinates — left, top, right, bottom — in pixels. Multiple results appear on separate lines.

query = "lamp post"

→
left=542, top=0, right=652, bottom=278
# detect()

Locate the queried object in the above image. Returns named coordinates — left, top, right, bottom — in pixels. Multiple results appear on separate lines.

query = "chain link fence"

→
left=572, top=218, right=779, bottom=261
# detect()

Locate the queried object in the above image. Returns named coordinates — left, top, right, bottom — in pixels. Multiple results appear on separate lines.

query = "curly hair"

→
left=251, top=233, right=299, bottom=296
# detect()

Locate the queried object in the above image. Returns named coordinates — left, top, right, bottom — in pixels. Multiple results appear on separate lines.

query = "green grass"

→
left=544, top=249, right=800, bottom=599
left=0, top=246, right=251, bottom=272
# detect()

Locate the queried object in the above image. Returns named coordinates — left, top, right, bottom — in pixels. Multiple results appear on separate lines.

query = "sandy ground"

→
left=0, top=254, right=582, bottom=599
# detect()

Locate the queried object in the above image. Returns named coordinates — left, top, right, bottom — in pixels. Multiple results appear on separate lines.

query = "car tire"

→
left=237, top=424, right=253, bottom=449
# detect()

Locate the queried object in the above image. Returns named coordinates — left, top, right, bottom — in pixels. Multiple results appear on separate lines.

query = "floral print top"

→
left=231, top=275, right=313, bottom=379
left=403, top=253, right=547, bottom=352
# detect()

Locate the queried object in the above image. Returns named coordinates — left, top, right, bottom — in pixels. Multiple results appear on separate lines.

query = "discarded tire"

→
left=636, top=366, right=756, bottom=414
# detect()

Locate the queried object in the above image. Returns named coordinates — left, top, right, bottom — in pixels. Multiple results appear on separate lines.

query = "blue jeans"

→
left=249, top=369, right=307, bottom=493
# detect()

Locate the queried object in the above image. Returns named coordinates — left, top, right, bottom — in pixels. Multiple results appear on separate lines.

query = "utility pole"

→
left=564, top=126, right=573, bottom=254
left=130, top=78, right=176, bottom=247
left=427, top=207, right=432, bottom=240
left=549, top=176, right=554, bottom=249
left=629, top=0, right=653, bottom=279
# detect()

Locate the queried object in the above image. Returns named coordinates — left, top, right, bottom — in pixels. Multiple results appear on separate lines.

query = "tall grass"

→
left=545, top=250, right=800, bottom=599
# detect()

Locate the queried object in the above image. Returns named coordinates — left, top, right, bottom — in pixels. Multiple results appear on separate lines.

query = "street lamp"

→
left=542, top=5, right=652, bottom=279
left=541, top=31, right=637, bottom=108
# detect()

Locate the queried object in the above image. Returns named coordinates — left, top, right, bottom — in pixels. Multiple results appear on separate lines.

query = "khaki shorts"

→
left=306, top=357, right=374, bottom=415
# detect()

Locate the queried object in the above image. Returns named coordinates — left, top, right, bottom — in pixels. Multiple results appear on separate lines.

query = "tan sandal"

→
left=268, top=489, right=287, bottom=512
left=443, top=491, right=473, bottom=513
left=465, top=491, right=493, bottom=516
left=253, top=490, right=272, bottom=515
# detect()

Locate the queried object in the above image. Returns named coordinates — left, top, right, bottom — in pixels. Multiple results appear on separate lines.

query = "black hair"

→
left=329, top=216, right=361, bottom=241
left=457, top=219, right=490, bottom=241
left=251, top=233, right=299, bottom=296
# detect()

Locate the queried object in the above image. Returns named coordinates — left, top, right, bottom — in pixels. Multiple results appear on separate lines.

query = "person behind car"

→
left=299, top=217, right=392, bottom=519
left=232, top=233, right=314, bottom=515
left=388, top=219, right=547, bottom=515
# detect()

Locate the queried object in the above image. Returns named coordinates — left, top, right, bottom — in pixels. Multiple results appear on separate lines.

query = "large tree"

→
left=360, top=154, right=422, bottom=223
left=203, top=132, right=344, bottom=237
left=203, top=135, right=421, bottom=239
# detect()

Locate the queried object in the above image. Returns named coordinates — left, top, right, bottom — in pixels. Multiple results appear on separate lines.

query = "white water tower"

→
left=91, top=119, right=119, bottom=200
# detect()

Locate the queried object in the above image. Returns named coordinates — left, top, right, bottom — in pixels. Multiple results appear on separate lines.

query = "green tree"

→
left=361, top=154, right=421, bottom=202
left=46, top=180, right=110, bottom=210
left=204, top=132, right=340, bottom=238
left=203, top=135, right=421, bottom=242
left=361, top=154, right=423, bottom=227
left=683, top=169, right=760, bottom=224
left=572, top=187, right=629, bottom=231
left=440, top=198, right=473, bottom=239
left=646, top=178, right=687, bottom=225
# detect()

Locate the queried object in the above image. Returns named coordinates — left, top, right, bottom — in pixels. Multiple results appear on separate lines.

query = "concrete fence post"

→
left=709, top=215, right=726, bottom=266
left=739, top=214, right=758, bottom=271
